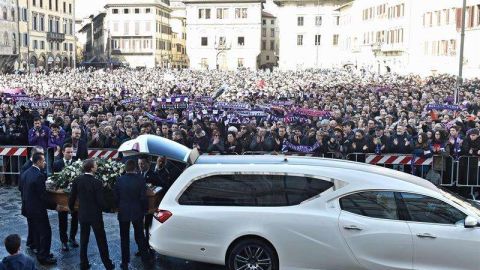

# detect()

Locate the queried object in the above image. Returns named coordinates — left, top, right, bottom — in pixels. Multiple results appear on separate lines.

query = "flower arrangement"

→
left=46, top=159, right=125, bottom=192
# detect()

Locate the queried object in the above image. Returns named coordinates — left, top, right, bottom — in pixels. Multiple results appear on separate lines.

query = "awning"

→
left=118, top=135, right=199, bottom=165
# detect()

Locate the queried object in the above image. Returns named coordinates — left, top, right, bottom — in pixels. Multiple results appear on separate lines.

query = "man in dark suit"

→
left=22, top=153, right=57, bottom=265
left=68, top=159, right=114, bottom=270
left=52, top=143, right=79, bottom=251
left=63, top=127, right=88, bottom=161
left=115, top=160, right=152, bottom=270
left=137, top=156, right=162, bottom=246
left=18, top=146, right=44, bottom=253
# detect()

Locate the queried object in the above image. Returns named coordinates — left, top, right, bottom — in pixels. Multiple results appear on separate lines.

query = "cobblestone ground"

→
left=0, top=187, right=225, bottom=270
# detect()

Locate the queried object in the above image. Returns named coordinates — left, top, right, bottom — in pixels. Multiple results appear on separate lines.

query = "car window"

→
left=400, top=193, right=467, bottom=225
left=340, top=191, right=399, bottom=220
left=178, top=174, right=333, bottom=206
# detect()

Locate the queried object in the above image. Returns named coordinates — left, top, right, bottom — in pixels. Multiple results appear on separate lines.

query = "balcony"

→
left=47, top=32, right=65, bottom=42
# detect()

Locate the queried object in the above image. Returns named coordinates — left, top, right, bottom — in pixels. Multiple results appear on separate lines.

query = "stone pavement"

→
left=0, top=186, right=225, bottom=270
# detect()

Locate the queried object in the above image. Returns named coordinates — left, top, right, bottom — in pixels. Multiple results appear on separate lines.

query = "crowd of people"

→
left=1, top=68, right=480, bottom=160
left=2, top=67, right=480, bottom=269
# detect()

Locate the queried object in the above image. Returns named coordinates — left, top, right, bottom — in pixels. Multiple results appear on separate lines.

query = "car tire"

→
left=227, top=238, right=279, bottom=270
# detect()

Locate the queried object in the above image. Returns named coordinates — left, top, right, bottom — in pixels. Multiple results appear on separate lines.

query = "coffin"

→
left=48, top=188, right=163, bottom=214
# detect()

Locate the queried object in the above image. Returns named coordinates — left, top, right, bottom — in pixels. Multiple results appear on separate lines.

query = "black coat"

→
left=20, top=160, right=33, bottom=175
left=139, top=169, right=162, bottom=186
left=69, top=174, right=107, bottom=224
left=52, top=159, right=74, bottom=173
left=22, top=167, right=55, bottom=218
left=114, top=173, right=148, bottom=222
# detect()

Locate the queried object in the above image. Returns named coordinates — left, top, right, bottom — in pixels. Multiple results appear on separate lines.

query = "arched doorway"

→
left=38, top=55, right=46, bottom=70
left=30, top=56, right=38, bottom=68
left=217, top=52, right=227, bottom=70
left=54, top=56, right=61, bottom=69
left=47, top=56, right=54, bottom=71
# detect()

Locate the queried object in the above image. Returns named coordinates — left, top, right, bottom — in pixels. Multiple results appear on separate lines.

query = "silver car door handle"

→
left=343, top=225, right=362, bottom=231
left=416, top=233, right=436, bottom=239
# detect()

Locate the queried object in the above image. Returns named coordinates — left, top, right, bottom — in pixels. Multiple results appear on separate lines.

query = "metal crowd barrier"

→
left=0, top=146, right=33, bottom=185
left=2, top=146, right=480, bottom=193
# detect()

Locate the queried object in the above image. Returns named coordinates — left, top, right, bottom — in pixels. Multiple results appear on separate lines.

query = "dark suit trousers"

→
left=32, top=214, right=52, bottom=260
left=80, top=220, right=113, bottom=269
left=119, top=219, right=151, bottom=264
left=59, top=211, right=78, bottom=243
left=144, top=214, right=154, bottom=243
left=26, top=216, right=35, bottom=247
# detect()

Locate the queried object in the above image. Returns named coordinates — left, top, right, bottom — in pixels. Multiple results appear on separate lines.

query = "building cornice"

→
left=183, top=0, right=264, bottom=4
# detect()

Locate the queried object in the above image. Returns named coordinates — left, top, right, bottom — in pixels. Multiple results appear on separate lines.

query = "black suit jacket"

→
left=19, top=161, right=33, bottom=216
left=69, top=174, right=106, bottom=224
left=20, top=160, right=33, bottom=175
left=114, top=173, right=148, bottom=222
left=139, top=169, right=161, bottom=186
left=23, top=167, right=55, bottom=218
left=52, top=159, right=74, bottom=173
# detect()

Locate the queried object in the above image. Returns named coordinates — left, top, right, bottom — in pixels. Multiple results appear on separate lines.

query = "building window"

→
left=262, top=28, right=266, bottom=37
left=55, top=0, right=58, bottom=11
left=270, top=40, right=274, bottom=51
left=145, top=21, right=151, bottom=32
left=238, top=36, right=244, bottom=46
left=334, top=16, right=340, bottom=25
left=40, top=40, right=45, bottom=49
left=63, top=42, right=67, bottom=51
left=40, top=15, right=45, bottom=31
left=146, top=8, right=151, bottom=13
left=69, top=3, right=71, bottom=14
left=113, top=9, right=118, bottom=14
left=124, top=22, right=129, bottom=35
left=297, top=34, right=303, bottom=46
left=63, top=2, right=66, bottom=13
left=32, top=13, right=38, bottom=31
left=124, top=9, right=129, bottom=14
left=315, top=34, right=321, bottom=45
left=266, top=55, right=270, bottom=61
left=262, top=40, right=266, bottom=50
left=235, top=8, right=247, bottom=19
left=69, top=43, right=73, bottom=51
left=33, top=40, right=38, bottom=49
left=201, top=37, right=208, bottom=46
left=216, top=8, right=228, bottom=19
left=33, top=0, right=36, bottom=6
left=333, top=34, right=339, bottom=46
left=262, top=19, right=266, bottom=25
left=135, top=22, right=140, bottom=35
left=135, top=8, right=140, bottom=14
left=201, top=58, right=208, bottom=69
left=315, top=16, right=322, bottom=26
left=22, top=33, right=28, bottom=47
left=218, top=36, right=226, bottom=46
left=237, top=58, right=244, bottom=67
left=49, top=0, right=52, bottom=10
left=113, top=22, right=119, bottom=32
left=297, top=16, right=304, bottom=26
left=270, top=28, right=275, bottom=37
left=271, top=19, right=274, bottom=24
left=198, top=8, right=211, bottom=19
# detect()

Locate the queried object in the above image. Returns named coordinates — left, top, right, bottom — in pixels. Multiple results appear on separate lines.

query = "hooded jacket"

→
left=0, top=254, right=37, bottom=270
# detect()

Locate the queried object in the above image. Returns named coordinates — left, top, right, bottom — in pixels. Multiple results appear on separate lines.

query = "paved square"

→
left=0, top=187, right=224, bottom=270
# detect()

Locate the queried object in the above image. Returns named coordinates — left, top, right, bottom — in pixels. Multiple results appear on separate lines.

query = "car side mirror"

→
left=464, top=216, right=478, bottom=228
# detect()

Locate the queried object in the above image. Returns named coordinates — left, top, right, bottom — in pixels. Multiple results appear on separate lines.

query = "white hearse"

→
left=119, top=135, right=480, bottom=270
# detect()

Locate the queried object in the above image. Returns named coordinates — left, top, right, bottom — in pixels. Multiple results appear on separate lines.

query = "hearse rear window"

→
left=178, top=174, right=333, bottom=206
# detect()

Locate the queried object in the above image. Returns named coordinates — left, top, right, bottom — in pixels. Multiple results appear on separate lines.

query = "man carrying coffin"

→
left=53, top=143, right=79, bottom=251
left=22, top=153, right=57, bottom=265
left=69, top=159, right=114, bottom=270
left=115, top=160, right=153, bottom=270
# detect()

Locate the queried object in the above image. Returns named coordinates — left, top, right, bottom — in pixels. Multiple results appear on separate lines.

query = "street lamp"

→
left=456, top=0, right=467, bottom=104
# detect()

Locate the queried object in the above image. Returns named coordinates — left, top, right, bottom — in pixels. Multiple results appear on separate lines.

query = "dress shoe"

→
left=62, top=243, right=70, bottom=251
left=69, top=238, right=79, bottom=248
left=38, top=257, right=57, bottom=265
